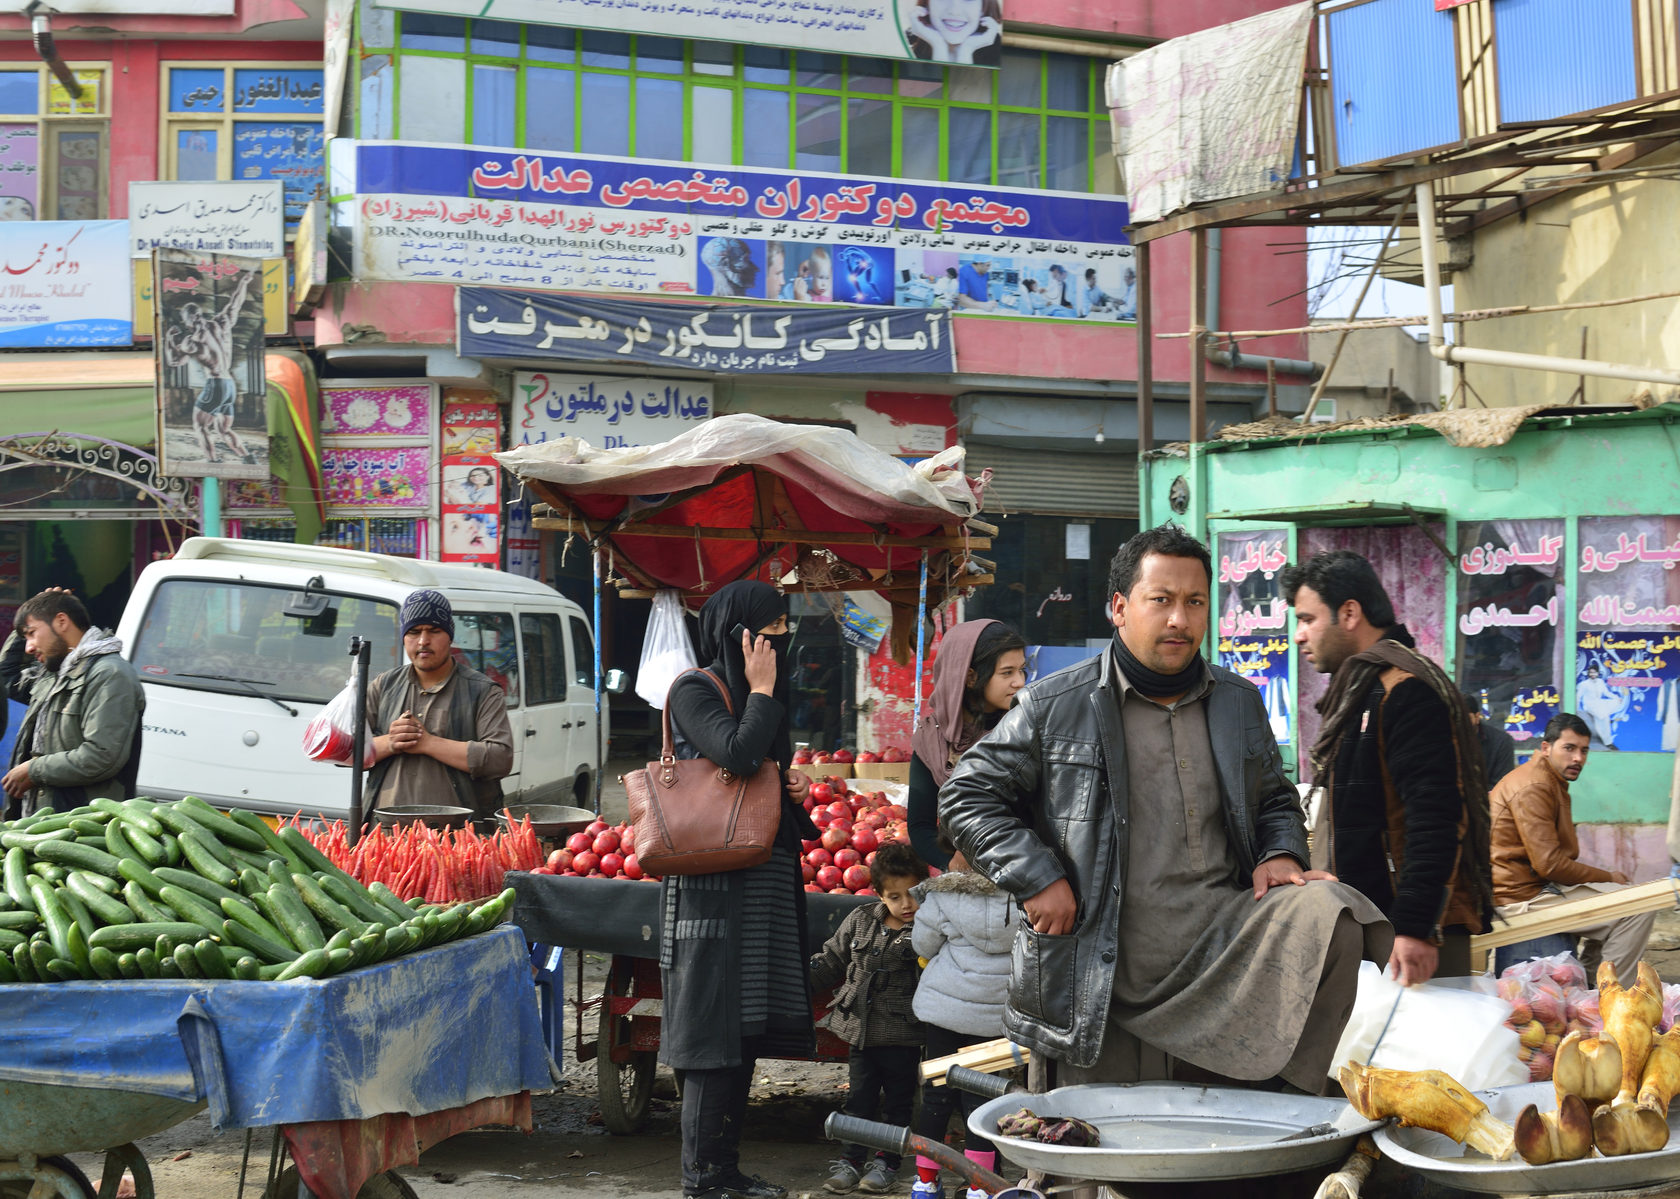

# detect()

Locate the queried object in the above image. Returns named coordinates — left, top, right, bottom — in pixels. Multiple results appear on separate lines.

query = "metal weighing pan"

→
left=372, top=804, right=474, bottom=830
left=968, top=1083, right=1382, bottom=1181
left=1376, top=1081, right=1680, bottom=1194
left=497, top=804, right=596, bottom=840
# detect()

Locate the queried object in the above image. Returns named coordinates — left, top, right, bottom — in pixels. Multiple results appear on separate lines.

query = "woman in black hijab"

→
left=661, top=581, right=817, bottom=1199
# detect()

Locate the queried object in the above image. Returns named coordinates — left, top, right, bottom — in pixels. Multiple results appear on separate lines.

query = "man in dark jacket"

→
left=2, top=589, right=145, bottom=817
left=940, top=525, right=1390, bottom=1087
left=1464, top=690, right=1518, bottom=791
left=1284, top=550, right=1494, bottom=986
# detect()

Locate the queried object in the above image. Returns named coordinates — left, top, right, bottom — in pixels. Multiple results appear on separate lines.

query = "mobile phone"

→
left=731, top=623, right=753, bottom=645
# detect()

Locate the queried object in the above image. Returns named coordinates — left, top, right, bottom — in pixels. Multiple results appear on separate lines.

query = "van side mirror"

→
left=604, top=668, right=629, bottom=695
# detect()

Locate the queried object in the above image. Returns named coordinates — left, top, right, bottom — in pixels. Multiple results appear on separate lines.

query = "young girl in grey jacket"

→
left=909, top=833, right=1017, bottom=1199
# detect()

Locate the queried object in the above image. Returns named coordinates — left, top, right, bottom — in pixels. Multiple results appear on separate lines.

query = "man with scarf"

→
left=1283, top=549, right=1494, bottom=985
left=941, top=525, right=1390, bottom=1089
left=364, top=589, right=513, bottom=817
left=2, top=589, right=145, bottom=816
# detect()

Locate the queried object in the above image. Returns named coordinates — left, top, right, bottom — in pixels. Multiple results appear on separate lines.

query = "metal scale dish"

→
left=969, top=1084, right=1382, bottom=1181
left=1376, top=1081, right=1680, bottom=1194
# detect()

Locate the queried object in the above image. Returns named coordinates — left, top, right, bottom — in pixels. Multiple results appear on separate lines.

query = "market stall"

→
left=0, top=798, right=551, bottom=1199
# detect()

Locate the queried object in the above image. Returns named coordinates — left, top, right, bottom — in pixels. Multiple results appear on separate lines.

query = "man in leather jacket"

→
left=940, top=525, right=1391, bottom=1085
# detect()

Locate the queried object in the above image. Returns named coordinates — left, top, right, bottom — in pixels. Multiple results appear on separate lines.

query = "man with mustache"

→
left=1489, top=712, right=1652, bottom=986
left=940, top=525, right=1390, bottom=1091
left=1284, top=549, right=1495, bottom=986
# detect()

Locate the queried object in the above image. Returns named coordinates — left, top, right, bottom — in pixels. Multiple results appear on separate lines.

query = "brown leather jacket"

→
left=1490, top=755, right=1615, bottom=905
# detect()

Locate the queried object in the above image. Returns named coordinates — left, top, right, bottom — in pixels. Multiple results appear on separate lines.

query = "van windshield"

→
left=131, top=579, right=402, bottom=705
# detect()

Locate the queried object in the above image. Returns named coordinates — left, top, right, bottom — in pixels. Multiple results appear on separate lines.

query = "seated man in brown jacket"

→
left=1490, top=711, right=1653, bottom=986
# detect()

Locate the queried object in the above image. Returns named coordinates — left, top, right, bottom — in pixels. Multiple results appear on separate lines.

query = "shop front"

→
left=1142, top=404, right=1680, bottom=875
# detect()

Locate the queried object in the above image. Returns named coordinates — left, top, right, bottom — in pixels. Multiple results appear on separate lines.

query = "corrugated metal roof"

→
left=1495, top=0, right=1637, bottom=124
left=1327, top=0, right=1462, bottom=166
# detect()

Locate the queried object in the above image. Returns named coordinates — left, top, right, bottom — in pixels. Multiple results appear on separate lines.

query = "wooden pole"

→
left=1136, top=240, right=1154, bottom=453
left=1189, top=229, right=1208, bottom=444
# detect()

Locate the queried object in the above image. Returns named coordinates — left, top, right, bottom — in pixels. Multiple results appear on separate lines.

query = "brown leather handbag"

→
left=625, top=669, right=783, bottom=876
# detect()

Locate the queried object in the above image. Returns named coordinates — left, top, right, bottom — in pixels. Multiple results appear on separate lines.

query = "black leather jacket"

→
left=937, top=641, right=1307, bottom=1068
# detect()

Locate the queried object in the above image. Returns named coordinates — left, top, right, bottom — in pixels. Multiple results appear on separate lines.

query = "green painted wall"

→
left=1140, top=406, right=1680, bottom=824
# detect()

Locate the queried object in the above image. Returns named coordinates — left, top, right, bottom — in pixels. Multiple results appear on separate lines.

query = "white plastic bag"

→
left=1329, top=961, right=1527, bottom=1090
left=301, top=676, right=376, bottom=768
left=636, top=590, right=699, bottom=708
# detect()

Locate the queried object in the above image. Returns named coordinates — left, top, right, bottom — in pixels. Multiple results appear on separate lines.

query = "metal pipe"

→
left=1202, top=226, right=1324, bottom=379
left=1136, top=240, right=1153, bottom=454
left=912, top=549, right=928, bottom=730
left=1415, top=179, right=1680, bottom=388
left=1190, top=229, right=1208, bottom=443
left=593, top=544, right=604, bottom=814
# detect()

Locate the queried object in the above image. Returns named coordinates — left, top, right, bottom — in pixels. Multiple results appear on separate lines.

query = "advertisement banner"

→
left=374, top=0, right=1004, bottom=66
left=153, top=248, right=269, bottom=480
left=512, top=370, right=712, bottom=449
left=440, top=399, right=502, bottom=565
left=462, top=289, right=957, bottom=375
left=135, top=257, right=287, bottom=337
left=318, top=446, right=429, bottom=509
left=128, top=181, right=285, bottom=259
left=349, top=141, right=1135, bottom=322
left=319, top=384, right=432, bottom=438
left=1576, top=630, right=1680, bottom=753
left=1215, top=529, right=1292, bottom=745
left=0, top=220, right=131, bottom=347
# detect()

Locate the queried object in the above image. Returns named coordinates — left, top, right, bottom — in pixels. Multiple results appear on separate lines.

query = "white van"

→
left=115, top=537, right=610, bottom=820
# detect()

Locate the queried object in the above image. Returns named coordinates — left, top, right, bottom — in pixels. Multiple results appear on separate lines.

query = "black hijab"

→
left=696, top=580, right=792, bottom=770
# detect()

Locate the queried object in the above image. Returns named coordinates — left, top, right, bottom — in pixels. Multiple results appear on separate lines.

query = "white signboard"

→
left=0, top=220, right=132, bottom=347
left=511, top=371, right=712, bottom=451
left=128, top=181, right=285, bottom=259
left=1107, top=1, right=1312, bottom=225
left=374, top=0, right=1002, bottom=66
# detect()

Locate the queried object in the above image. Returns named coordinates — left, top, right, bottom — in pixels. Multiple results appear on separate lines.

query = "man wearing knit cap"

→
left=363, top=589, right=513, bottom=817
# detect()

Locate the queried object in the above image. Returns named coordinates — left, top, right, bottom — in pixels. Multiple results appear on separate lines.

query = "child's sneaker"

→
left=857, top=1159, right=897, bottom=1194
left=909, top=1181, right=943, bottom=1199
left=824, top=1160, right=862, bottom=1194
left=963, top=1189, right=989, bottom=1199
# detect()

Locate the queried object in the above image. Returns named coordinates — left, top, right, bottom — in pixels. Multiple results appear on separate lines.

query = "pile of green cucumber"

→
left=0, top=796, right=514, bottom=983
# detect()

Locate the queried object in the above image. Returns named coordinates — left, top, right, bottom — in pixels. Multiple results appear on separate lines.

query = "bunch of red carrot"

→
left=285, top=814, right=545, bottom=904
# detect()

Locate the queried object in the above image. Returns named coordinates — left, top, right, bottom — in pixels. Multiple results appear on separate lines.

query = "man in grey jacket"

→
left=940, top=525, right=1391, bottom=1091
left=2, top=590, right=145, bottom=817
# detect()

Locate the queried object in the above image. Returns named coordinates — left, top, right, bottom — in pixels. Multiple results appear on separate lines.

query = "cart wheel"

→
left=596, top=962, right=657, bottom=1134
left=0, top=1155, right=96, bottom=1199
left=262, top=1166, right=419, bottom=1199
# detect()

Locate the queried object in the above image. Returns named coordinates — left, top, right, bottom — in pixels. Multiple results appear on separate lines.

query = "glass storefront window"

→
left=360, top=20, right=1112, bottom=192
left=1456, top=518, right=1566, bottom=745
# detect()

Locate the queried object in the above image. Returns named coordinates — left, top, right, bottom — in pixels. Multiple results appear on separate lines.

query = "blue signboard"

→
left=351, top=140, right=1136, bottom=318
left=231, top=69, right=324, bottom=114
left=459, top=287, right=958, bottom=375
left=235, top=123, right=326, bottom=223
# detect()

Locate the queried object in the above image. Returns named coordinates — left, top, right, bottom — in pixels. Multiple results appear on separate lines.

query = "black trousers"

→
left=842, top=1044, right=921, bottom=1169
left=914, top=1026, right=997, bottom=1155
left=680, top=1061, right=755, bottom=1191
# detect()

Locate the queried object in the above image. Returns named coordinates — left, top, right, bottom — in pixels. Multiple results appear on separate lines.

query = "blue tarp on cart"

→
left=0, top=926, right=552, bottom=1130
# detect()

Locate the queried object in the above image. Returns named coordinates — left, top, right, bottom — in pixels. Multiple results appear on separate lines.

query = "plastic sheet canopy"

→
left=496, top=416, right=993, bottom=652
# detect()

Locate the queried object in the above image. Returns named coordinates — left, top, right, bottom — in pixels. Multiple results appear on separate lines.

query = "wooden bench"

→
left=1468, top=878, right=1680, bottom=972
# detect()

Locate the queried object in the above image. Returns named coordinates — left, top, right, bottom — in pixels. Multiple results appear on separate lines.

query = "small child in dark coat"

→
left=808, top=841, right=930, bottom=1195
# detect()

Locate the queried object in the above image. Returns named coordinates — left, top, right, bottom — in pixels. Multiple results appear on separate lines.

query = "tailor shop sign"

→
left=347, top=140, right=1135, bottom=322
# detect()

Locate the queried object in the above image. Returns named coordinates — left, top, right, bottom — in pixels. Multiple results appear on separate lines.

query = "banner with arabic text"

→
left=0, top=220, right=131, bottom=347
left=348, top=140, right=1135, bottom=323
left=1215, top=530, right=1292, bottom=745
left=459, top=288, right=956, bottom=375
left=1456, top=519, right=1566, bottom=743
left=375, top=0, right=1004, bottom=67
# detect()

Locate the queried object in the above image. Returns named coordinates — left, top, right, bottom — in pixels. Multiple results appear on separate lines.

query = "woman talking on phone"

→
left=661, top=581, right=818, bottom=1199
left=905, top=0, right=1003, bottom=65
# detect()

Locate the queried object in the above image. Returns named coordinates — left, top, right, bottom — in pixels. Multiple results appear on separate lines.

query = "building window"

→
left=0, top=65, right=110, bottom=220
left=161, top=63, right=326, bottom=227
left=361, top=18, right=1112, bottom=193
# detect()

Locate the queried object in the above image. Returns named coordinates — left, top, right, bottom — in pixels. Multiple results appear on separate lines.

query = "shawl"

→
left=1310, top=627, right=1495, bottom=923
left=912, top=619, right=1001, bottom=788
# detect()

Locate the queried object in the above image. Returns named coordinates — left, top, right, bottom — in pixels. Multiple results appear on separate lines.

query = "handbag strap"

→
left=659, top=668, right=736, bottom=764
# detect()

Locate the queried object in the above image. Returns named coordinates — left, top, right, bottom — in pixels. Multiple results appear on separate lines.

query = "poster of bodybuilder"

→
left=153, top=247, right=270, bottom=480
